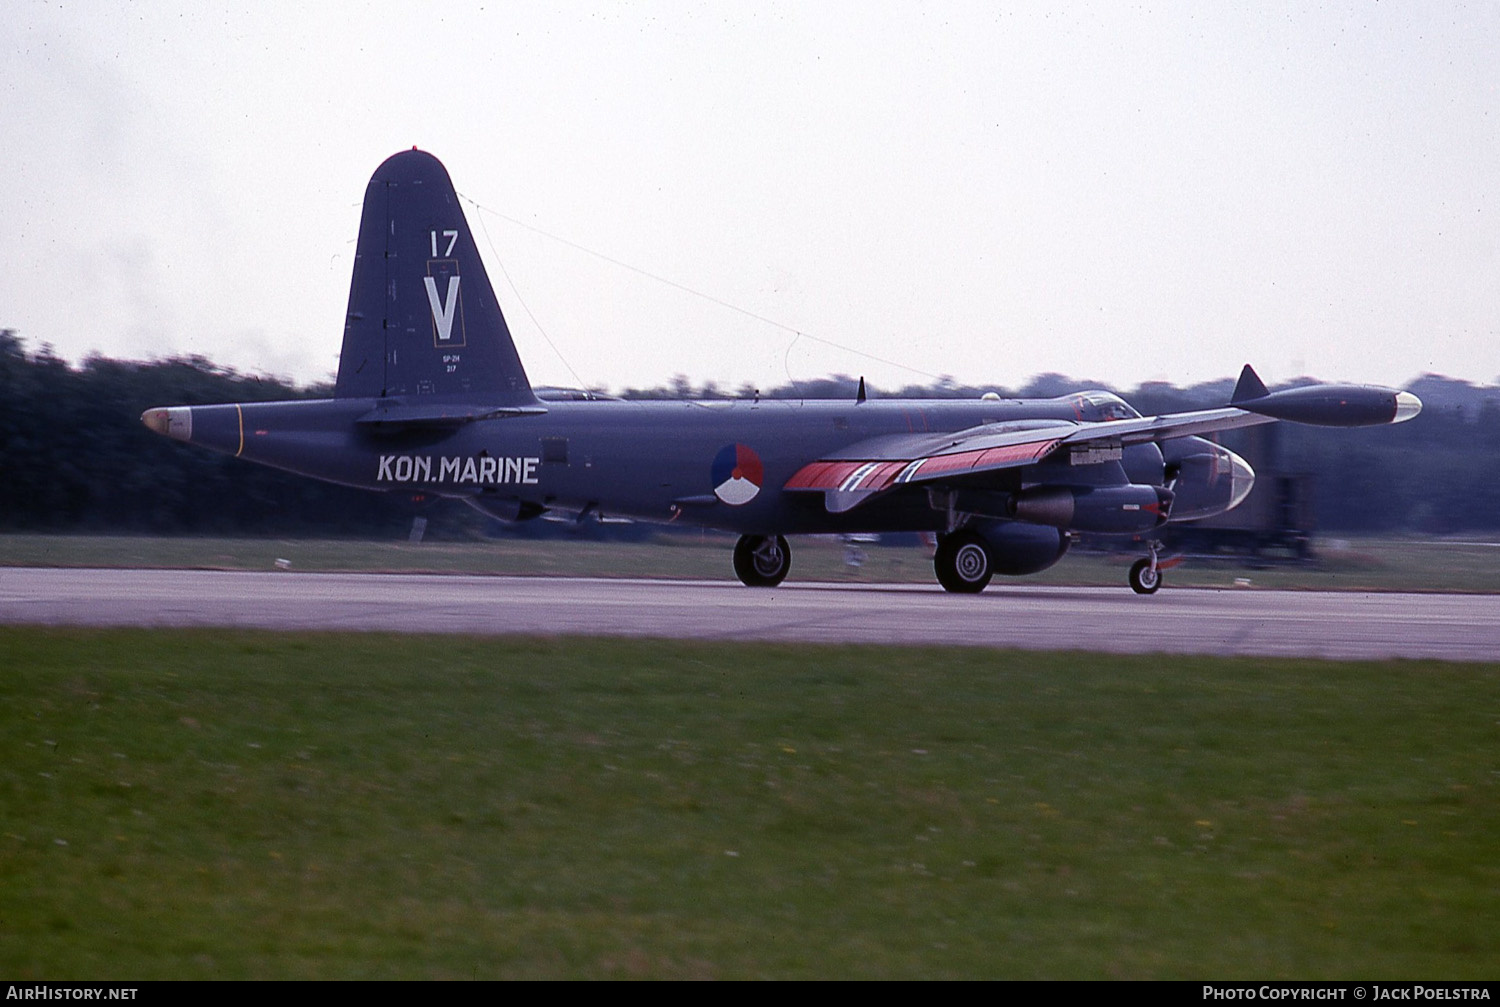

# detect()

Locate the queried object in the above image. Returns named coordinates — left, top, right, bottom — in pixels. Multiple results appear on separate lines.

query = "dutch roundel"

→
left=712, top=444, right=764, bottom=506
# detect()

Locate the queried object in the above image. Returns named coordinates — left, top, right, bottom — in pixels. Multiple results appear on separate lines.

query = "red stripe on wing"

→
left=787, top=437, right=1061, bottom=492
left=785, top=460, right=866, bottom=490
left=899, top=438, right=1061, bottom=482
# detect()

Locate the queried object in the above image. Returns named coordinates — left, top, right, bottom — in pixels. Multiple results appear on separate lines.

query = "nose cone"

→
left=141, top=406, right=192, bottom=441
left=1226, top=448, right=1255, bottom=512
left=1394, top=391, right=1422, bottom=424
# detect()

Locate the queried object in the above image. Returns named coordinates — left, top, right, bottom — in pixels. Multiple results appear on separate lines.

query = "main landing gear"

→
left=730, top=530, right=1166, bottom=594
left=934, top=531, right=994, bottom=594
left=733, top=534, right=792, bottom=587
left=1128, top=541, right=1164, bottom=595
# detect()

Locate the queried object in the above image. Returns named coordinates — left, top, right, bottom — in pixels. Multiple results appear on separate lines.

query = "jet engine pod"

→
left=972, top=520, right=1070, bottom=576
left=1008, top=484, right=1173, bottom=534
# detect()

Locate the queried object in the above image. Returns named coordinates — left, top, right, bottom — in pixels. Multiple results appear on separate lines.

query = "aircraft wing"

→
left=784, top=408, right=1276, bottom=513
left=1054, top=406, right=1275, bottom=447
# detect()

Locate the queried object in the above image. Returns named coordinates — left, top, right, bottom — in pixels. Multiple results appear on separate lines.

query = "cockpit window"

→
left=1076, top=391, right=1140, bottom=421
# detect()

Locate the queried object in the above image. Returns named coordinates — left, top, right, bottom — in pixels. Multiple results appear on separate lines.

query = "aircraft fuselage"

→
left=155, top=393, right=1182, bottom=535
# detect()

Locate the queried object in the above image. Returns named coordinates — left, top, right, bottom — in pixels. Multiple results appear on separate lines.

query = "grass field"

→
left=3, top=532, right=1500, bottom=592
left=3, top=629, right=1496, bottom=978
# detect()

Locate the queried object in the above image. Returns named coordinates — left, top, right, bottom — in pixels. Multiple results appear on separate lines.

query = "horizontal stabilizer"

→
left=354, top=400, right=547, bottom=428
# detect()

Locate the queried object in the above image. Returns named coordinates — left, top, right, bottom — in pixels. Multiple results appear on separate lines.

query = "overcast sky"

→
left=3, top=2, right=1496, bottom=393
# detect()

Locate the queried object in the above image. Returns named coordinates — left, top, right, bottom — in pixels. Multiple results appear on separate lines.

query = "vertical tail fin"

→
left=335, top=149, right=538, bottom=406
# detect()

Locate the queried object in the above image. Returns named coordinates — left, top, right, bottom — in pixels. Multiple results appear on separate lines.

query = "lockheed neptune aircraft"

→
left=143, top=149, right=1421, bottom=594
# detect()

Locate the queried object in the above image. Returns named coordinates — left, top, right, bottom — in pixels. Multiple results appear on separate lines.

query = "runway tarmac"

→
left=2, top=567, right=1497, bottom=661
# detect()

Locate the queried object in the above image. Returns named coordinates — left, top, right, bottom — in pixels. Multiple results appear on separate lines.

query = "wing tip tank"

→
left=1228, top=365, right=1423, bottom=427
left=1393, top=390, right=1422, bottom=423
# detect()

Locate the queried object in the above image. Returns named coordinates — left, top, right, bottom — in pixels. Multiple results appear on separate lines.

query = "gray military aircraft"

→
left=142, top=149, right=1421, bottom=594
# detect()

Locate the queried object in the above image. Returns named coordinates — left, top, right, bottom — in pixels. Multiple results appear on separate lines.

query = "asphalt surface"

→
left=2, top=567, right=1497, bottom=661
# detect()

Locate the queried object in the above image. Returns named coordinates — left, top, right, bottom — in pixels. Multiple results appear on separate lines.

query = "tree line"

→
left=2, top=329, right=1494, bottom=537
left=0, top=332, right=414, bottom=536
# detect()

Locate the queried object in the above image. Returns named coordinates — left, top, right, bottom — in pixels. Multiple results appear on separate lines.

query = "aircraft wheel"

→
left=1129, top=557, right=1161, bottom=595
left=935, top=532, right=994, bottom=594
left=733, top=534, right=791, bottom=587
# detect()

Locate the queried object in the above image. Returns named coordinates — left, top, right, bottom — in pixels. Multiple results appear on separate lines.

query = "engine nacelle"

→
left=1009, top=484, right=1173, bottom=534
left=1162, top=440, right=1256, bottom=523
left=973, top=520, right=1070, bottom=576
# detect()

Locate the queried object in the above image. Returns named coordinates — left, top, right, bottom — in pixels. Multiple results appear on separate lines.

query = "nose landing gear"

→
left=1129, top=541, right=1163, bottom=595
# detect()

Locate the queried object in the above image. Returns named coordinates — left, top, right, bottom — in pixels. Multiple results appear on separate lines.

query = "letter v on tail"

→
left=423, top=274, right=462, bottom=344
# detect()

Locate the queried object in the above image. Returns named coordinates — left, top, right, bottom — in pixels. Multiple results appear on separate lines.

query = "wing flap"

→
left=898, top=439, right=1063, bottom=480
left=785, top=433, right=1066, bottom=512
